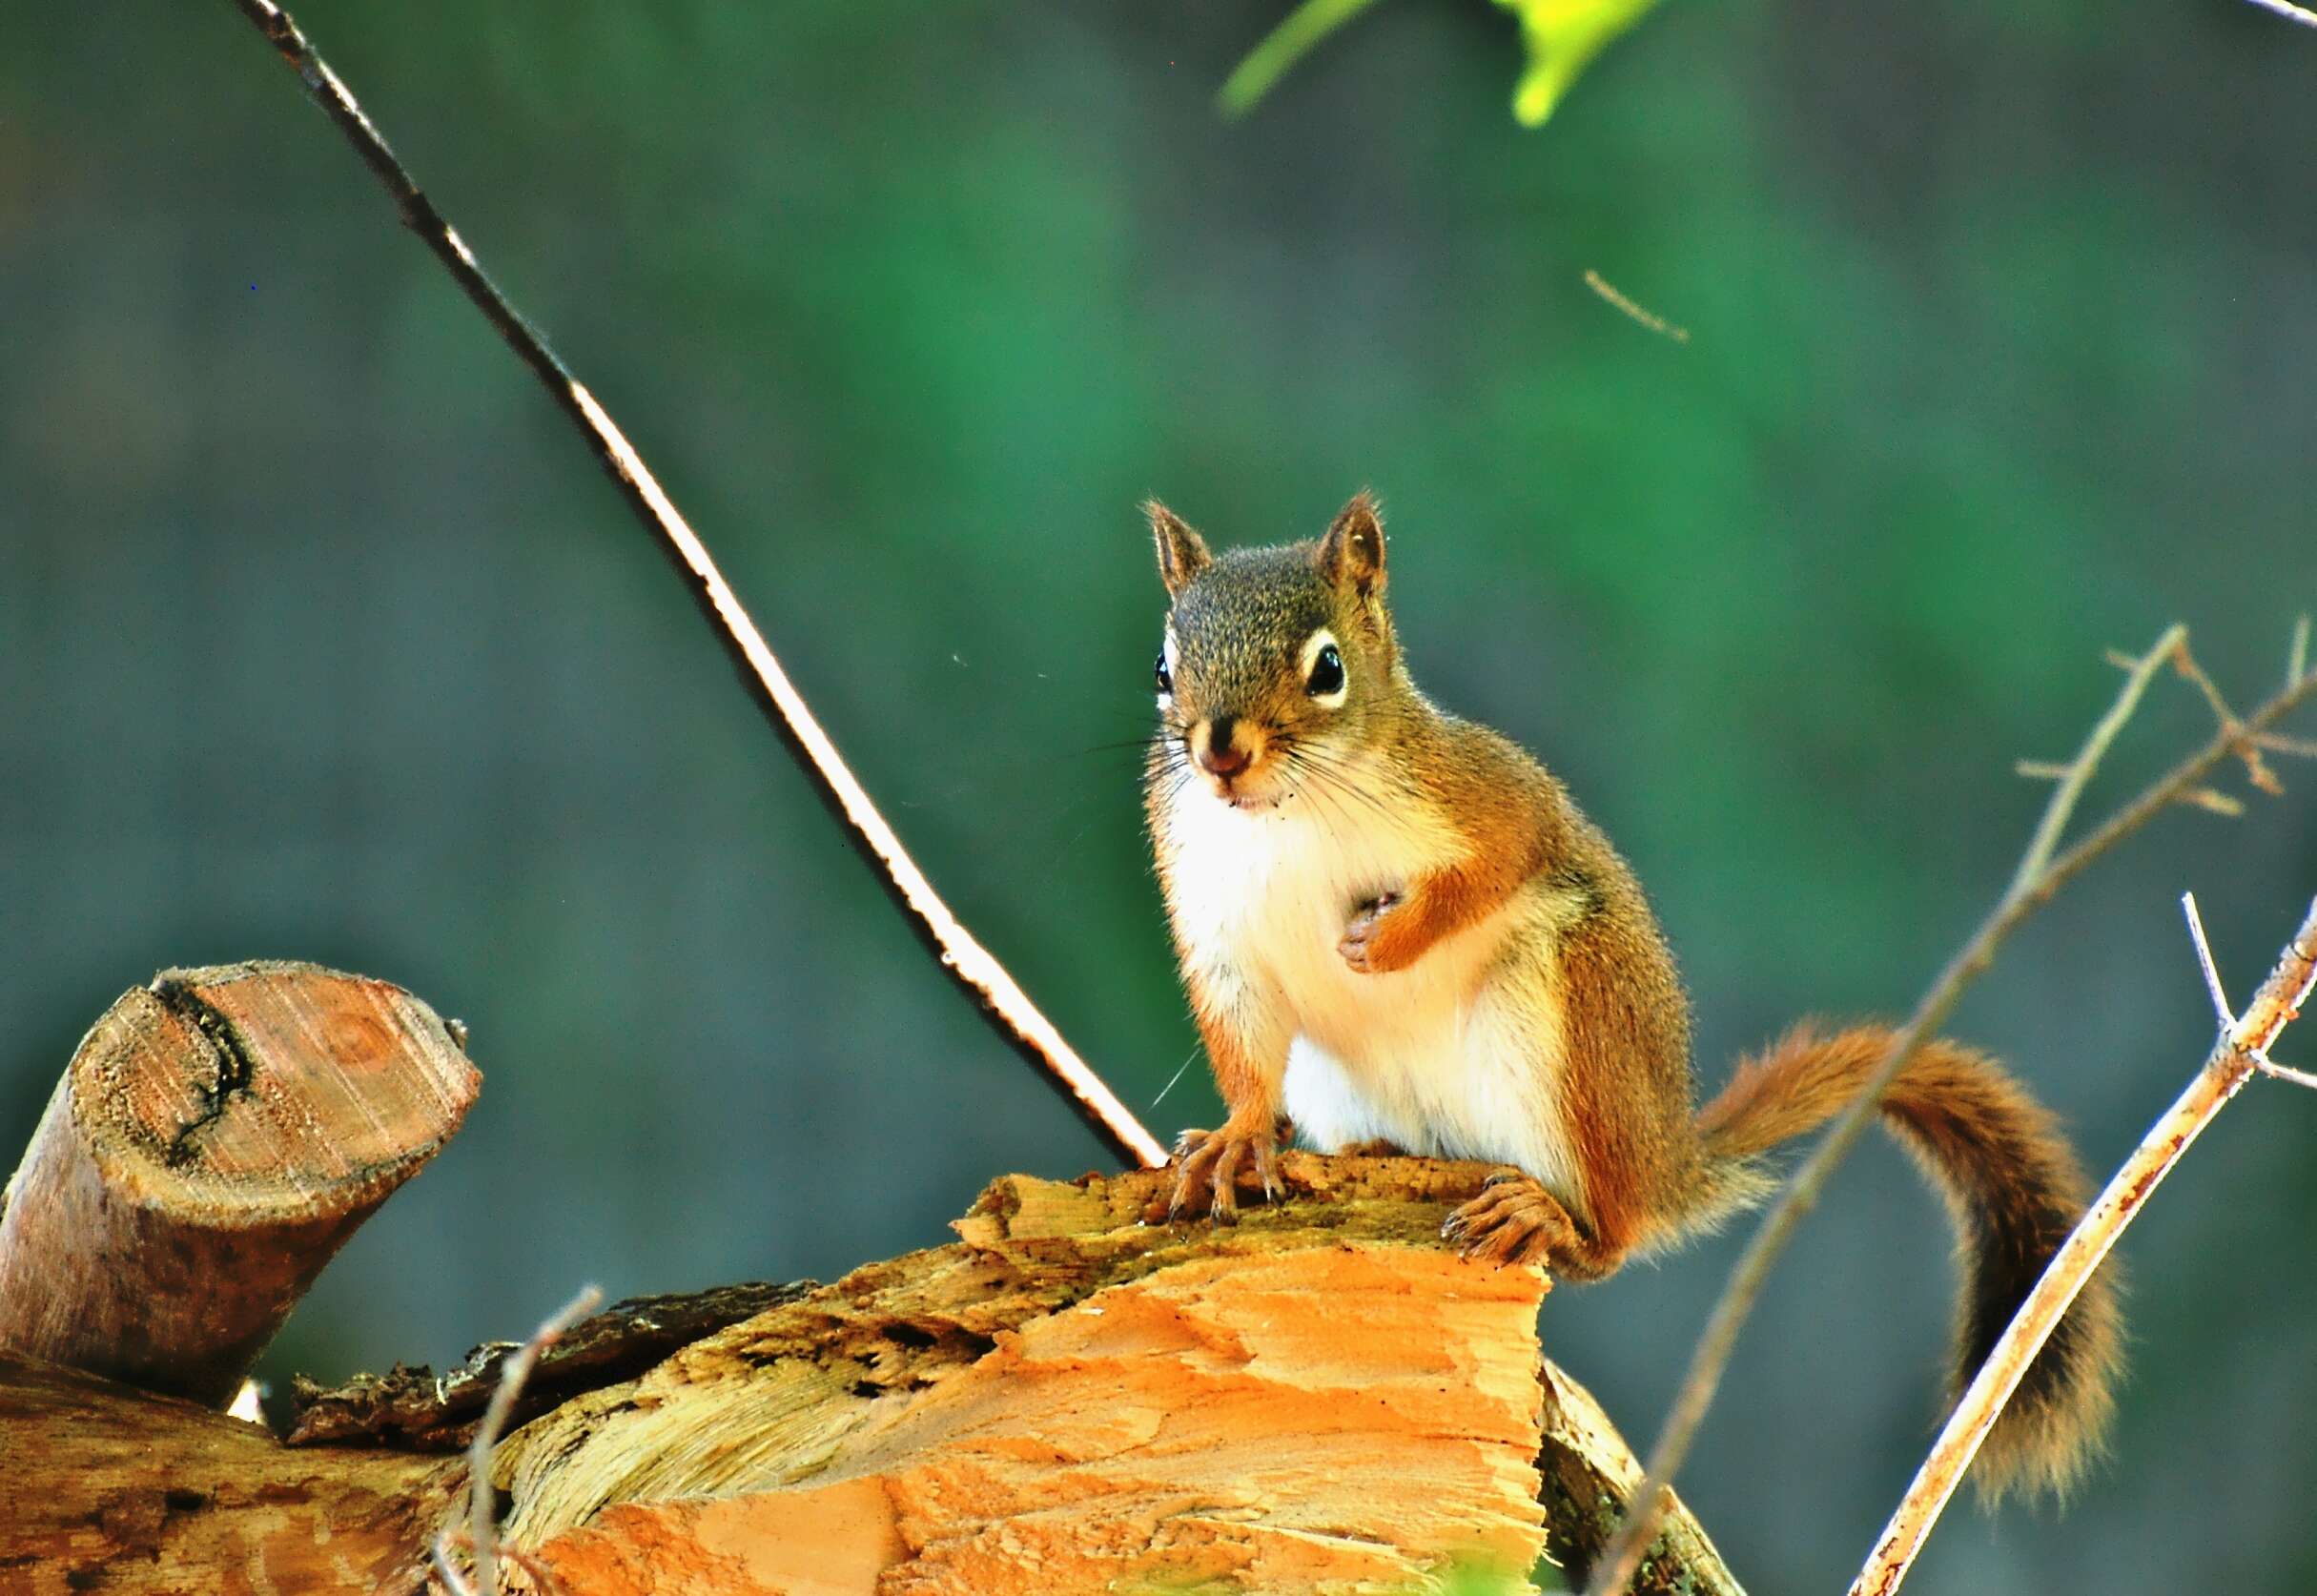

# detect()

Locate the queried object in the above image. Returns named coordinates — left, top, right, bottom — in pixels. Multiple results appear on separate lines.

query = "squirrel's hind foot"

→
left=1443, top=1172, right=1579, bottom=1269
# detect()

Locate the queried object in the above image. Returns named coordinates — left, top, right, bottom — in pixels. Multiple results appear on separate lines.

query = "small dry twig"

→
left=226, top=0, right=1167, bottom=1172
left=1584, top=269, right=1692, bottom=343
left=431, top=1284, right=603, bottom=1596
left=2163, top=641, right=2286, bottom=794
left=2181, top=891, right=2232, bottom=1026
left=2170, top=888, right=2317, bottom=1080
left=1851, top=894, right=2317, bottom=1596
left=1587, top=624, right=2317, bottom=1596
left=2013, top=628, right=2185, bottom=894
left=2175, top=787, right=2247, bottom=816
left=433, top=1535, right=564, bottom=1596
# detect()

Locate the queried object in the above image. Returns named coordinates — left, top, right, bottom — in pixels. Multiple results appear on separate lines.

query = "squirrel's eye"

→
left=1154, top=650, right=1172, bottom=696
left=1306, top=643, right=1345, bottom=698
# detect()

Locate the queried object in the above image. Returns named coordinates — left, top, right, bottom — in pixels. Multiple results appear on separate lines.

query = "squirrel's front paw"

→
left=1161, top=1121, right=1282, bottom=1225
left=1339, top=891, right=1411, bottom=974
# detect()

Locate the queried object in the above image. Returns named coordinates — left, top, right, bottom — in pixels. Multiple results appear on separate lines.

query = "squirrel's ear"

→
left=1316, top=491, right=1385, bottom=597
left=1146, top=501, right=1212, bottom=599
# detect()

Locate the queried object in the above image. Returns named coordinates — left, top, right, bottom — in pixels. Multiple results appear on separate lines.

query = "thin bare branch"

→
left=2180, top=891, right=2235, bottom=1026
left=1585, top=630, right=2317, bottom=1596
left=2256, top=1057, right=2317, bottom=1091
left=430, top=1531, right=476, bottom=1596
left=1583, top=270, right=1692, bottom=343
left=225, top=0, right=1166, bottom=1171
left=433, top=1285, right=603, bottom=1595
left=2169, top=640, right=2285, bottom=794
left=2242, top=0, right=2317, bottom=29
left=2011, top=627, right=2184, bottom=897
left=434, top=1533, right=566, bottom=1596
left=2176, top=787, right=2246, bottom=816
left=2291, top=615, right=2311, bottom=686
left=2013, top=760, right=2072, bottom=781
left=1852, top=896, right=2317, bottom=1596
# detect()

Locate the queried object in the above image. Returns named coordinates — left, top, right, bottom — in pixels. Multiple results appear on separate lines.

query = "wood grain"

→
left=0, top=961, right=479, bottom=1404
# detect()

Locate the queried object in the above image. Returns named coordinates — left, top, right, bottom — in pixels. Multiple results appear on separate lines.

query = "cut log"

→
left=0, top=1353, right=458, bottom=1594
left=1, top=1157, right=1744, bottom=1595
left=0, top=961, right=479, bottom=1405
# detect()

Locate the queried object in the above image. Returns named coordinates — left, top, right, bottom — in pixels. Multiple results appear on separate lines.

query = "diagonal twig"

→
left=1583, top=270, right=1692, bottom=343
left=433, top=1283, right=602, bottom=1595
left=2181, top=890, right=2234, bottom=1026
left=1852, top=895, right=2317, bottom=1596
left=2241, top=0, right=2317, bottom=28
left=433, top=1533, right=565, bottom=1596
left=2020, top=628, right=2184, bottom=893
left=2255, top=1057, right=2317, bottom=1090
left=1586, top=626, right=2317, bottom=1596
left=224, top=0, right=1166, bottom=1171
left=2165, top=641, right=2285, bottom=794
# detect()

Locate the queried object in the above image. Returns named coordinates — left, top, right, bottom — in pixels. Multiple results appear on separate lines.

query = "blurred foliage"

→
left=3, top=1, right=2314, bottom=1591
left=1223, top=0, right=1660, bottom=127
left=1220, top=0, right=1389, bottom=119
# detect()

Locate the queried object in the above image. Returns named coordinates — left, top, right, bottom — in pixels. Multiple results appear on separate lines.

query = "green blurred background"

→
left=4, top=1, right=2313, bottom=1588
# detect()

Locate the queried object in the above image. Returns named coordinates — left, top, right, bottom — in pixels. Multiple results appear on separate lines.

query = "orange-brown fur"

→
left=1699, top=1023, right=2122, bottom=1499
left=1167, top=1002, right=1286, bottom=1224
left=1340, top=730, right=1557, bottom=974
left=1525, top=827, right=1702, bottom=1277
left=1140, top=493, right=2121, bottom=1501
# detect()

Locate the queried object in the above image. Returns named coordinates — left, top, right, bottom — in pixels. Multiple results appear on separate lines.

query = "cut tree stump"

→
left=0, top=961, right=479, bottom=1405
left=0, top=1154, right=1747, bottom=1595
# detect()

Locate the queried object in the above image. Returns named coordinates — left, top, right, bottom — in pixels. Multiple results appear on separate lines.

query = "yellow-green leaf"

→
left=1217, top=0, right=1387, bottom=121
left=1219, top=0, right=1661, bottom=128
left=1496, top=0, right=1662, bottom=126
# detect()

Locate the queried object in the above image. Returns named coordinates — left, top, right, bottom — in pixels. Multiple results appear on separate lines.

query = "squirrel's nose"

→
left=1198, top=716, right=1252, bottom=777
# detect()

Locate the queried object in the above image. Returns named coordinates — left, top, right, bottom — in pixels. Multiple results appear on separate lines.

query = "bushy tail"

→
left=1695, top=1023, right=2122, bottom=1503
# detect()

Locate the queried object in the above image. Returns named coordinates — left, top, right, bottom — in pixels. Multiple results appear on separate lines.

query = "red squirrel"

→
left=1140, top=492, right=2119, bottom=1500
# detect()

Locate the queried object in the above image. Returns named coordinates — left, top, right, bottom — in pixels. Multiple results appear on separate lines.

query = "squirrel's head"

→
left=1143, top=492, right=1400, bottom=812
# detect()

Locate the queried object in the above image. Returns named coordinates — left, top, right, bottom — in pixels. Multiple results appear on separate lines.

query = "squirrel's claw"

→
left=1339, top=890, right=1407, bottom=974
left=1162, top=1123, right=1282, bottom=1225
left=1444, top=1173, right=1573, bottom=1269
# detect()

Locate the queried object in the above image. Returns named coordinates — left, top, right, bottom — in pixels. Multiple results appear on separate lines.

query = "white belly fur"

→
left=1162, top=764, right=1587, bottom=1210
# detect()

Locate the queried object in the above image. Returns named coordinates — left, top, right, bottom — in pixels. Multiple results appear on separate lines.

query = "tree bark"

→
left=0, top=961, right=478, bottom=1405
left=0, top=1352, right=458, bottom=1594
